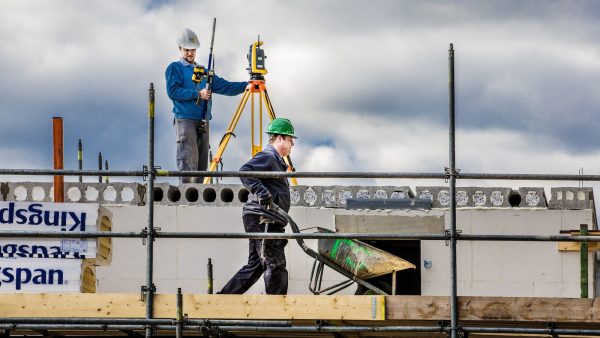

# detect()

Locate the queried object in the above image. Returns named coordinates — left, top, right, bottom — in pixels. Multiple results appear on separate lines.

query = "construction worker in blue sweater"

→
left=219, top=118, right=297, bottom=295
left=166, top=28, right=248, bottom=183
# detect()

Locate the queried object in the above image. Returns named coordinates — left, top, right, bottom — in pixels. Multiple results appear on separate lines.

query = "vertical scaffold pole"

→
left=98, top=152, right=102, bottom=184
left=207, top=258, right=214, bottom=294
left=448, top=43, right=459, bottom=338
left=581, top=223, right=589, bottom=298
left=176, top=288, right=183, bottom=338
left=145, top=83, right=156, bottom=338
left=78, top=139, right=83, bottom=183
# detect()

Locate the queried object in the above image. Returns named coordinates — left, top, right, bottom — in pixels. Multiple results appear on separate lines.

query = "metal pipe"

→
left=105, top=160, right=109, bottom=183
left=176, top=288, right=183, bottom=338
left=98, top=152, right=102, bottom=184
left=52, top=117, right=64, bottom=203
left=145, top=82, right=156, bottom=338
left=207, top=258, right=213, bottom=294
left=448, top=42, right=458, bottom=338
left=78, top=139, right=83, bottom=183
left=581, top=223, right=589, bottom=298
left=461, top=326, right=600, bottom=335
left=6, top=168, right=600, bottom=181
left=1, top=231, right=600, bottom=242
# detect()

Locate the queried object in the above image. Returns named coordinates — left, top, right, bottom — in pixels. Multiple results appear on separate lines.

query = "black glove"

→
left=259, top=196, right=273, bottom=209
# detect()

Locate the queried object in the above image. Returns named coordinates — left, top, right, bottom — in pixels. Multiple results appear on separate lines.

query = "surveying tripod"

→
left=203, top=39, right=298, bottom=185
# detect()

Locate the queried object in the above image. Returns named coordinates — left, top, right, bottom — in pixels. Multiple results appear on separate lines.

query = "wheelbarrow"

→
left=275, top=207, right=415, bottom=295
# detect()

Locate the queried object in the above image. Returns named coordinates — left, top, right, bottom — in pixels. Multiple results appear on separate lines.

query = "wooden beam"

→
left=183, top=294, right=385, bottom=320
left=557, top=241, right=600, bottom=251
left=2, top=294, right=600, bottom=323
left=386, top=296, right=600, bottom=322
left=0, top=294, right=385, bottom=321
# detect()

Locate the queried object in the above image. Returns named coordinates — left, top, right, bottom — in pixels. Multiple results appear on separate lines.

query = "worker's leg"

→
left=218, top=216, right=264, bottom=294
left=195, top=120, right=209, bottom=183
left=262, top=225, right=288, bottom=295
left=174, top=118, right=199, bottom=183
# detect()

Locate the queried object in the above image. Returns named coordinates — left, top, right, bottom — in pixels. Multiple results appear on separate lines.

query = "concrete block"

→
left=142, top=182, right=171, bottom=205
left=6, top=182, right=52, bottom=202
left=517, top=187, right=547, bottom=208
left=334, top=209, right=445, bottom=234
left=416, top=186, right=517, bottom=208
left=548, top=187, right=594, bottom=210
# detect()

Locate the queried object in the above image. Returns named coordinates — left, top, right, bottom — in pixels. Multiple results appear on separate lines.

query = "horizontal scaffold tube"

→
left=3, top=168, right=600, bottom=181
left=0, top=231, right=598, bottom=242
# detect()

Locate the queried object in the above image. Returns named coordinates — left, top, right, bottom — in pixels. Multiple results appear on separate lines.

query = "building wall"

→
left=95, top=205, right=595, bottom=297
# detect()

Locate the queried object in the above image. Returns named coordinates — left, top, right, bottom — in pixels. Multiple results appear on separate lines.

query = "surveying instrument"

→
left=202, top=37, right=298, bottom=185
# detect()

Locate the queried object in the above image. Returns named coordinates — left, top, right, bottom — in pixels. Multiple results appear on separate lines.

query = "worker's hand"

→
left=259, top=196, right=273, bottom=210
left=199, top=89, right=212, bottom=101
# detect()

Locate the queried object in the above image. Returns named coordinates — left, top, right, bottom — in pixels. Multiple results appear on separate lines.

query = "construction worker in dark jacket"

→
left=218, top=118, right=296, bottom=295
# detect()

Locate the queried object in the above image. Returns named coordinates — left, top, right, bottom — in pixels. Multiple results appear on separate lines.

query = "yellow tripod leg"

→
left=262, top=90, right=299, bottom=186
left=203, top=89, right=252, bottom=184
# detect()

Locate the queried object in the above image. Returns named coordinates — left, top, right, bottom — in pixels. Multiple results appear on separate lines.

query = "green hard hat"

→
left=267, top=118, right=297, bottom=138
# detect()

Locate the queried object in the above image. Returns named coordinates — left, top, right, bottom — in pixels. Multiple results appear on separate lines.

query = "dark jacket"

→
left=241, top=144, right=290, bottom=225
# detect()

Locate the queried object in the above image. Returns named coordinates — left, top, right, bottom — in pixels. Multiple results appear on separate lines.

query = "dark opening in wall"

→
left=203, top=188, right=217, bottom=202
left=238, top=189, right=250, bottom=203
left=508, top=191, right=521, bottom=207
left=355, top=240, right=421, bottom=296
left=168, top=187, right=181, bottom=202
left=185, top=187, right=199, bottom=202
left=153, top=187, right=164, bottom=202
left=220, top=188, right=234, bottom=203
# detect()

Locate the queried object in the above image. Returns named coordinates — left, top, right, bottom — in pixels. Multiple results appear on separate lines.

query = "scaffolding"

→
left=1, top=44, right=600, bottom=337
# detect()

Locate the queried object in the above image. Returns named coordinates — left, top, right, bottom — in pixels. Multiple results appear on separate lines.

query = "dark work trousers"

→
left=174, top=118, right=209, bottom=183
left=219, top=215, right=289, bottom=295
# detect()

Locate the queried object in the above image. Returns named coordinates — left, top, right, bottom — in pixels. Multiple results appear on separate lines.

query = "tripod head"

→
left=247, top=36, right=267, bottom=80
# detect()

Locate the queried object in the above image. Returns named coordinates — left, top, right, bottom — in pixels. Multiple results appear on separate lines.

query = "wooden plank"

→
left=386, top=296, right=600, bottom=322
left=0, top=294, right=385, bottom=321
left=3, top=294, right=600, bottom=323
left=557, top=242, right=600, bottom=251
left=0, top=294, right=162, bottom=318
left=183, top=295, right=386, bottom=320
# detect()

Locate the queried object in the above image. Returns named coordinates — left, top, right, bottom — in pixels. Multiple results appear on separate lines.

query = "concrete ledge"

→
left=416, top=187, right=517, bottom=208
left=517, top=187, right=547, bottom=208
left=5, top=182, right=144, bottom=204
left=549, top=187, right=593, bottom=210
left=0, top=182, right=594, bottom=210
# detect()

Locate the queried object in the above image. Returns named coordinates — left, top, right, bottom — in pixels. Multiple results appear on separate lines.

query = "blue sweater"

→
left=165, top=59, right=248, bottom=120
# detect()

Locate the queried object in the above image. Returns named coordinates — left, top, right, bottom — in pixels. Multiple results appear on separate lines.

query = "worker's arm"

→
left=165, top=63, right=198, bottom=101
left=211, top=75, right=248, bottom=96
left=239, top=151, right=274, bottom=202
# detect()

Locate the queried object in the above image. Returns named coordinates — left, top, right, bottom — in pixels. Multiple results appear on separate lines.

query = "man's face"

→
left=278, top=135, right=295, bottom=157
left=180, top=47, right=196, bottom=63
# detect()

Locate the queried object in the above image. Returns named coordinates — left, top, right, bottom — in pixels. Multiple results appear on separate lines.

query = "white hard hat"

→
left=177, top=28, right=200, bottom=49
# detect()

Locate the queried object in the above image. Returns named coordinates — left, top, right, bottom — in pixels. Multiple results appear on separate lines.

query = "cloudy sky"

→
left=1, top=0, right=599, bottom=194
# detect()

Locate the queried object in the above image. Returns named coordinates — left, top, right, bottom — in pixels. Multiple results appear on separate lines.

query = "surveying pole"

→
left=203, top=38, right=298, bottom=185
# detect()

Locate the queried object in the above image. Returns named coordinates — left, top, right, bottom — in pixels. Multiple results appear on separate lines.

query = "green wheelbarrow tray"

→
left=316, top=228, right=416, bottom=279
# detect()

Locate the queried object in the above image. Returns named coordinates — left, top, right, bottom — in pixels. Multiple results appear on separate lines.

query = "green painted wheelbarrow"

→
left=276, top=208, right=415, bottom=295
